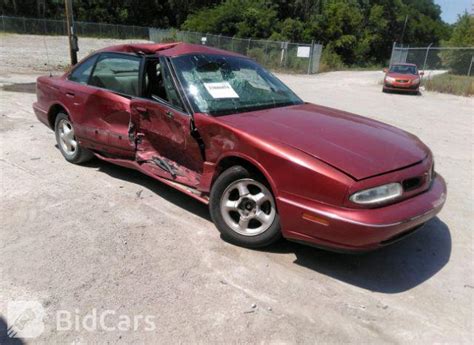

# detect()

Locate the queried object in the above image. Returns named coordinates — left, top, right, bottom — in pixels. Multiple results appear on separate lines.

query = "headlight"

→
left=412, top=78, right=420, bottom=84
left=350, top=183, right=403, bottom=205
left=385, top=76, right=396, bottom=83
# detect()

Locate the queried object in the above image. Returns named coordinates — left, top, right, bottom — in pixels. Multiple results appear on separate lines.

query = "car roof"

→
left=391, top=63, right=417, bottom=67
left=97, top=42, right=247, bottom=58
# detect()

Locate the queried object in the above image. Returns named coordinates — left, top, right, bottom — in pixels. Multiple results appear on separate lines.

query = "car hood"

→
left=218, top=103, right=428, bottom=180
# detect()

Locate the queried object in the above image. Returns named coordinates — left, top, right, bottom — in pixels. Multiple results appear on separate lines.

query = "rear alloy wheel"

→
left=210, top=166, right=281, bottom=248
left=55, top=113, right=93, bottom=164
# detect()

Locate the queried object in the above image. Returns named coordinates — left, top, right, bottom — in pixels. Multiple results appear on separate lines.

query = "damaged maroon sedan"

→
left=33, top=43, right=446, bottom=251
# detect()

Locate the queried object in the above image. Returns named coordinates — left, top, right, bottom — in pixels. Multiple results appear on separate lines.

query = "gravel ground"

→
left=0, top=33, right=149, bottom=73
left=0, top=34, right=473, bottom=344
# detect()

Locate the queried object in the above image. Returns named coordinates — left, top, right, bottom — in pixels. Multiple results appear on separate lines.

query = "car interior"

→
left=144, top=59, right=167, bottom=101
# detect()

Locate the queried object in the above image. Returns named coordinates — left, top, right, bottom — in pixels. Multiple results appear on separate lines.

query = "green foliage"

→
left=182, top=0, right=278, bottom=37
left=183, top=0, right=450, bottom=67
left=440, top=13, right=474, bottom=75
left=446, top=12, right=474, bottom=47
left=0, top=0, right=457, bottom=68
left=424, top=73, right=474, bottom=96
left=319, top=47, right=345, bottom=72
left=0, top=0, right=222, bottom=28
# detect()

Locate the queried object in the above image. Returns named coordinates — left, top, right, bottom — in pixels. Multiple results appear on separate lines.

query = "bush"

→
left=319, top=47, right=345, bottom=72
left=424, top=73, right=474, bottom=97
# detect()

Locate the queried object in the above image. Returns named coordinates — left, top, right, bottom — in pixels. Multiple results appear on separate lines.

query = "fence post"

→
left=308, top=40, right=314, bottom=74
left=23, top=16, right=27, bottom=33
left=389, top=41, right=397, bottom=67
left=468, top=56, right=474, bottom=77
left=422, top=43, right=433, bottom=73
left=263, top=41, right=269, bottom=66
left=247, top=38, right=251, bottom=55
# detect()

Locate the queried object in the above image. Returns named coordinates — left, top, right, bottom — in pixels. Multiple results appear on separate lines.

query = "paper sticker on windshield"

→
left=203, top=82, right=239, bottom=99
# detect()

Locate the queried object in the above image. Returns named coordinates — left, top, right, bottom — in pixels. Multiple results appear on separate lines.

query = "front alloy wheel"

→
left=220, top=179, right=276, bottom=236
left=210, top=166, right=281, bottom=248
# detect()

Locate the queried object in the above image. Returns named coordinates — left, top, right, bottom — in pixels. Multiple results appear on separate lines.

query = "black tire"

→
left=382, top=87, right=389, bottom=93
left=54, top=112, right=93, bottom=164
left=209, top=165, right=281, bottom=248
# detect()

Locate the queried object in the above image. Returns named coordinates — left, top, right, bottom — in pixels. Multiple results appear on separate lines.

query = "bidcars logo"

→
left=7, top=300, right=45, bottom=339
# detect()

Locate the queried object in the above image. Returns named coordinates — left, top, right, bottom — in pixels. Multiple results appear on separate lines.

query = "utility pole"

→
left=400, top=15, right=408, bottom=45
left=65, top=0, right=78, bottom=65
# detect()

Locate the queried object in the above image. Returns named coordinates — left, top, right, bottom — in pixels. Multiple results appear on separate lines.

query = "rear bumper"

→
left=277, top=174, right=447, bottom=252
left=33, top=102, right=51, bottom=128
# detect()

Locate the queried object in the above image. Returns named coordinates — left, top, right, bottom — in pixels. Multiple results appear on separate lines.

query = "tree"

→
left=0, top=0, right=454, bottom=68
left=441, top=13, right=474, bottom=75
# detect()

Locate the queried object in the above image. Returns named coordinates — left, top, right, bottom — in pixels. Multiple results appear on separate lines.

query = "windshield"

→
left=171, top=54, right=303, bottom=116
left=389, top=64, right=418, bottom=75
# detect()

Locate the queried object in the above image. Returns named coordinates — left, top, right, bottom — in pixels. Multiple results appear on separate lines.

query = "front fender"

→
left=193, top=113, right=351, bottom=206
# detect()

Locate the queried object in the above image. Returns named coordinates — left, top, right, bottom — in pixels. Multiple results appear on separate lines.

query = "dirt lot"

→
left=0, top=34, right=473, bottom=343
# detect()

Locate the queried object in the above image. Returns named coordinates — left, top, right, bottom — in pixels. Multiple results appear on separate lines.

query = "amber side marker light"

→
left=302, top=213, right=330, bottom=226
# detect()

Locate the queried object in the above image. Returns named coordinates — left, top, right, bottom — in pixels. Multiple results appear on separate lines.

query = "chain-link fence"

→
left=390, top=43, right=474, bottom=76
left=150, top=28, right=322, bottom=74
left=0, top=15, right=149, bottom=39
left=0, top=15, right=322, bottom=74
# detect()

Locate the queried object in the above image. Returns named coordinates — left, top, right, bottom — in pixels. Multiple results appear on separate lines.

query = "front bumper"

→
left=277, top=174, right=447, bottom=252
left=383, top=82, right=419, bottom=92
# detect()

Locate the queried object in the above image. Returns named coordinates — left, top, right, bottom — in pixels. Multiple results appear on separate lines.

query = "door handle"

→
left=135, top=106, right=148, bottom=116
left=165, top=110, right=174, bottom=119
left=65, top=92, right=75, bottom=98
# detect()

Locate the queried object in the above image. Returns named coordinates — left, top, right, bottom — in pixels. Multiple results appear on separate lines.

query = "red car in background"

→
left=33, top=43, right=446, bottom=252
left=383, top=63, right=424, bottom=95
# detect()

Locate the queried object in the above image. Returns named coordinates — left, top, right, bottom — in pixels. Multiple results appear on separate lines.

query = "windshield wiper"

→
left=210, top=101, right=299, bottom=116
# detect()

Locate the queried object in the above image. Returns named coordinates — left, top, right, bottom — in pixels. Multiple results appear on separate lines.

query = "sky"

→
left=434, top=0, right=472, bottom=24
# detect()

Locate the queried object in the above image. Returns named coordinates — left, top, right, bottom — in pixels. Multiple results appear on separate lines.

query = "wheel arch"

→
left=212, top=153, right=278, bottom=198
left=47, top=103, right=69, bottom=129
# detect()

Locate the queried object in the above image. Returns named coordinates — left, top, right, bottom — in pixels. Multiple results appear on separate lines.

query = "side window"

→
left=68, top=55, right=98, bottom=84
left=89, top=54, right=141, bottom=96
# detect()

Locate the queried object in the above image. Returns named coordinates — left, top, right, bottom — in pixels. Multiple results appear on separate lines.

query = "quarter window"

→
left=89, top=54, right=141, bottom=96
left=69, top=55, right=98, bottom=84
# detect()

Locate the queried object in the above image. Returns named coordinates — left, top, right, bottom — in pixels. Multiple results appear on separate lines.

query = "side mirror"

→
left=419, top=71, right=424, bottom=76
left=383, top=68, right=388, bottom=73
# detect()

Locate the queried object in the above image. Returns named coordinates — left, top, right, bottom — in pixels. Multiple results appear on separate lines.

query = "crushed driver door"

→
left=129, top=57, right=203, bottom=187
